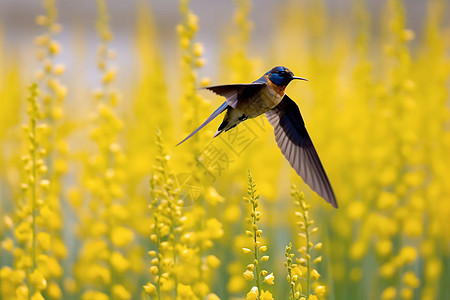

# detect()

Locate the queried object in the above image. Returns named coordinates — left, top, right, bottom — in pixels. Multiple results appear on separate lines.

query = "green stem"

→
left=30, top=104, right=37, bottom=300
left=303, top=213, right=311, bottom=296
left=155, top=216, right=162, bottom=300
left=250, top=187, right=261, bottom=298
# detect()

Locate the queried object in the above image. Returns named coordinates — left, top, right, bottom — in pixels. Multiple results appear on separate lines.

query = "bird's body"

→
left=214, top=76, right=285, bottom=137
left=177, top=66, right=338, bottom=208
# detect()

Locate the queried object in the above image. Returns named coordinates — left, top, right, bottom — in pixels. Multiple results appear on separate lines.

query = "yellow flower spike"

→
left=263, top=273, right=275, bottom=285
left=143, top=282, right=156, bottom=295
left=243, top=270, right=254, bottom=281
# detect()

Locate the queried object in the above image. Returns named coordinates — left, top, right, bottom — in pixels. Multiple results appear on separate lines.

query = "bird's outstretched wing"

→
left=177, top=83, right=267, bottom=146
left=265, top=95, right=338, bottom=208
left=203, top=83, right=265, bottom=108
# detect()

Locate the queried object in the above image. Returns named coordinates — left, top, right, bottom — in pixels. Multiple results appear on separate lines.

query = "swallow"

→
left=177, top=66, right=337, bottom=208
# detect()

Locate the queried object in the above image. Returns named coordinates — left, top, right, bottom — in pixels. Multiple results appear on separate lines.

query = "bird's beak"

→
left=291, top=76, right=308, bottom=81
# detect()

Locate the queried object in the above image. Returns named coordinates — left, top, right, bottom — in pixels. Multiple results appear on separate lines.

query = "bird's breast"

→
left=237, top=85, right=284, bottom=118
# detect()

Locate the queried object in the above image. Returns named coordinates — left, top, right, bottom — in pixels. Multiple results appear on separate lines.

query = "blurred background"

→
left=1, top=0, right=449, bottom=300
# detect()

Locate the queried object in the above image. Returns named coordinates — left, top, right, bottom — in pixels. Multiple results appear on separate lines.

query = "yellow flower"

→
left=111, top=251, right=130, bottom=273
left=401, top=288, right=414, bottom=299
left=376, top=239, right=393, bottom=257
left=403, top=271, right=420, bottom=288
left=398, top=246, right=418, bottom=265
left=111, top=226, right=134, bottom=247
left=425, top=259, right=442, bottom=281
left=403, top=218, right=423, bottom=237
left=112, top=284, right=131, bottom=300
left=204, top=186, right=224, bottom=205
left=259, top=245, right=268, bottom=252
left=36, top=232, right=51, bottom=251
left=206, top=218, right=224, bottom=239
left=177, top=284, right=195, bottom=297
left=315, top=284, right=327, bottom=296
left=308, top=295, right=318, bottom=300
left=206, top=255, right=221, bottom=269
left=81, top=291, right=109, bottom=300
left=143, top=282, right=156, bottom=295
left=29, top=269, right=47, bottom=291
left=310, top=269, right=321, bottom=280
left=31, top=292, right=45, bottom=300
left=381, top=286, right=397, bottom=300
left=46, top=281, right=62, bottom=299
left=243, top=270, right=254, bottom=281
left=380, top=263, right=396, bottom=279
left=350, top=241, right=367, bottom=260
left=242, top=248, right=252, bottom=254
left=260, top=290, right=274, bottom=300
left=264, top=273, right=275, bottom=285
left=347, top=201, right=365, bottom=219
left=246, top=286, right=258, bottom=300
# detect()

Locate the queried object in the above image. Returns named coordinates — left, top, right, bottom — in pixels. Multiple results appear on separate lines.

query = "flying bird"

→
left=177, top=66, right=337, bottom=208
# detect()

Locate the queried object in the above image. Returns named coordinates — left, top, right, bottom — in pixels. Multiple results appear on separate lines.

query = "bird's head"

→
left=266, top=66, right=308, bottom=87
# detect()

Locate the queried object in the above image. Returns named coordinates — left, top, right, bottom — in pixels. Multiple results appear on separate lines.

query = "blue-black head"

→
left=266, top=66, right=308, bottom=86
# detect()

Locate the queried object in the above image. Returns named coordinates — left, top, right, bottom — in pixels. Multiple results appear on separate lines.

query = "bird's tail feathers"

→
left=176, top=101, right=228, bottom=146
left=212, top=130, right=222, bottom=138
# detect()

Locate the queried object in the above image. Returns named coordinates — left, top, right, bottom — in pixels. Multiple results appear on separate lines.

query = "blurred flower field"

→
left=1, top=0, right=450, bottom=299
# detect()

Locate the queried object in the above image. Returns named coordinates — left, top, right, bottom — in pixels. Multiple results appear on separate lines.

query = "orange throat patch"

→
left=265, top=75, right=286, bottom=97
